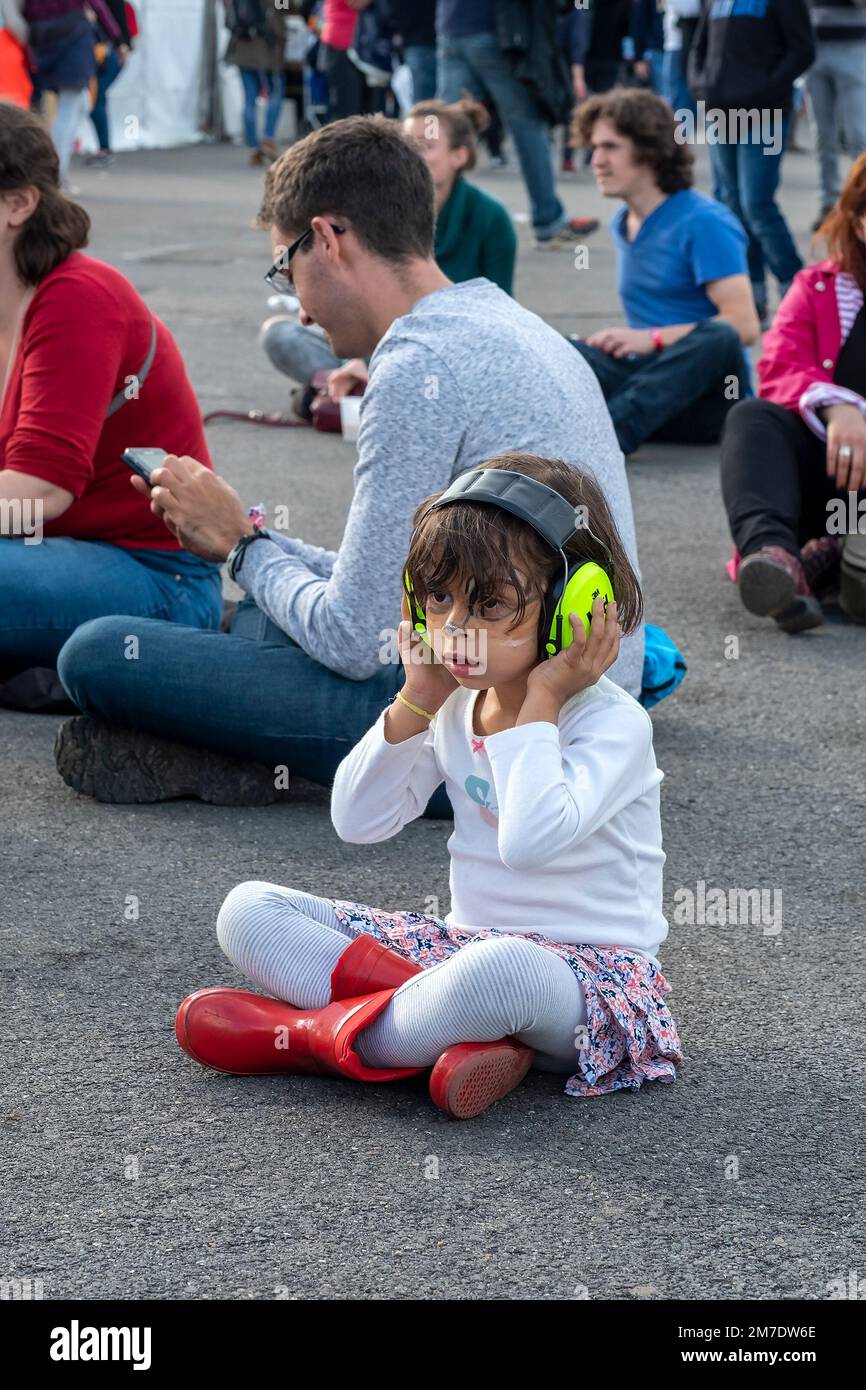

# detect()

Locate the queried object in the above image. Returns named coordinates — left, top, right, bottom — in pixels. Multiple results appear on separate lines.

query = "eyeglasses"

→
left=264, top=223, right=346, bottom=295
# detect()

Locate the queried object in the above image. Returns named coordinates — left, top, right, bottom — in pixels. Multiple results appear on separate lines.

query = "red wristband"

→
left=650, top=329, right=664, bottom=352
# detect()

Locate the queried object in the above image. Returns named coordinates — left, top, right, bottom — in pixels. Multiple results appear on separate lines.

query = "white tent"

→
left=87, top=0, right=268, bottom=152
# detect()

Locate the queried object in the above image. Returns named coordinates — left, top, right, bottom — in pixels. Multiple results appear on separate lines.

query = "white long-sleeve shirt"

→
left=331, top=676, right=668, bottom=961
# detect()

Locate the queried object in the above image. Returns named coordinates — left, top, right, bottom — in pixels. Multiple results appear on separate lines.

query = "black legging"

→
left=720, top=397, right=866, bottom=556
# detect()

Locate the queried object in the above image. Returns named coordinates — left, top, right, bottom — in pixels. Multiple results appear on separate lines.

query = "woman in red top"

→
left=0, top=104, right=221, bottom=686
left=720, top=152, right=866, bottom=633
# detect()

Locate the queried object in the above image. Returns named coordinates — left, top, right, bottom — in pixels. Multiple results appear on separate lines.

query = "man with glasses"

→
left=54, top=115, right=644, bottom=806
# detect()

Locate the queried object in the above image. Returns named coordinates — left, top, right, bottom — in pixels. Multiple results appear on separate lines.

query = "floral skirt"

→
left=331, top=900, right=683, bottom=1099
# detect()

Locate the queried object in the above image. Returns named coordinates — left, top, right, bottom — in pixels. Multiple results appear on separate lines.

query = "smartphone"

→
left=121, top=448, right=169, bottom=486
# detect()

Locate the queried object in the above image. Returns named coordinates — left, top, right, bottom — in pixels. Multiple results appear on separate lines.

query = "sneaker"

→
left=840, top=531, right=866, bottom=622
left=738, top=545, right=822, bottom=633
left=561, top=156, right=576, bottom=173
left=86, top=150, right=115, bottom=168
left=258, top=139, right=280, bottom=163
left=54, top=716, right=291, bottom=805
left=535, top=216, right=599, bottom=249
left=800, top=535, right=841, bottom=600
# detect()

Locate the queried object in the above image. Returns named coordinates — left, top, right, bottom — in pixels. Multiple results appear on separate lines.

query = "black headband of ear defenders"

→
left=424, top=469, right=581, bottom=552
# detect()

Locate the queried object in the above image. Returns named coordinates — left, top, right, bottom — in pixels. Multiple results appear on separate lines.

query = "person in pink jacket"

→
left=720, top=152, right=866, bottom=633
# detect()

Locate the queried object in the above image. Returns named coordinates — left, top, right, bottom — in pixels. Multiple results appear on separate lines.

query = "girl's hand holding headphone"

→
left=397, top=592, right=459, bottom=717
left=519, top=597, right=620, bottom=725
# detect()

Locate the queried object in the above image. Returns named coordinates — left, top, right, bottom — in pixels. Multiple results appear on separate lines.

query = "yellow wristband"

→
left=396, top=690, right=435, bottom=722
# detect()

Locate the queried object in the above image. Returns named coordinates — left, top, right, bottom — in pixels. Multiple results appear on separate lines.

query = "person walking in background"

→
left=629, top=0, right=664, bottom=92
left=688, top=0, right=815, bottom=326
left=436, top=0, right=598, bottom=249
left=805, top=0, right=866, bottom=231
left=385, top=0, right=435, bottom=102
left=661, top=1, right=697, bottom=116
left=87, top=0, right=133, bottom=168
left=224, top=0, right=288, bottom=166
left=557, top=0, right=589, bottom=174
left=15, top=0, right=122, bottom=183
left=584, top=0, right=630, bottom=95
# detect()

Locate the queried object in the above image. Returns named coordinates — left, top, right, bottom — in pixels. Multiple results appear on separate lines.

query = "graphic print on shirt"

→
left=464, top=774, right=499, bottom=828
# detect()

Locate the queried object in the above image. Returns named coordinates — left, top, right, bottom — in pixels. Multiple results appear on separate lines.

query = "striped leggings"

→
left=216, top=882, right=586, bottom=1073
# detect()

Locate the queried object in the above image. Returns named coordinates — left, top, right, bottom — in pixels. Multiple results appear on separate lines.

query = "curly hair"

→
left=572, top=88, right=694, bottom=195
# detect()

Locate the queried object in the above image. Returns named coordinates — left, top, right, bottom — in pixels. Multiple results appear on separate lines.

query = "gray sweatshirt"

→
left=239, top=278, right=644, bottom=698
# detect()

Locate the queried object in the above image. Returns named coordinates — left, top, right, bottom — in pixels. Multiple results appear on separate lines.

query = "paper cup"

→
left=339, top=395, right=362, bottom=443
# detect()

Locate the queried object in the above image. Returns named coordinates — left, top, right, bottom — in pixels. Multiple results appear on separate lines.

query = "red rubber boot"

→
left=329, top=933, right=422, bottom=999
left=332, top=937, right=536, bottom=1118
left=429, top=1039, right=535, bottom=1119
left=175, top=986, right=425, bottom=1084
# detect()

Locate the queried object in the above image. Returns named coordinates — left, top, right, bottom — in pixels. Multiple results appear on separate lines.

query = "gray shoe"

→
left=840, top=531, right=866, bottom=623
left=54, top=717, right=289, bottom=805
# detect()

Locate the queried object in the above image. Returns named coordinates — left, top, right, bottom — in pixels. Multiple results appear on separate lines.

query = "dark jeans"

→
left=709, top=114, right=801, bottom=308
left=89, top=47, right=122, bottom=151
left=570, top=320, right=747, bottom=456
left=404, top=44, right=437, bottom=101
left=437, top=30, right=565, bottom=236
left=57, top=596, right=453, bottom=817
left=720, top=397, right=866, bottom=557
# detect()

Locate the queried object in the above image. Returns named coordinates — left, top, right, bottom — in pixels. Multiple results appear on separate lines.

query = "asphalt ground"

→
left=2, top=136, right=864, bottom=1302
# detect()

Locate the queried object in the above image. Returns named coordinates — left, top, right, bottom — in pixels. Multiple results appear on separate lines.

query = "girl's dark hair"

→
left=406, top=453, right=643, bottom=642
left=814, top=150, right=866, bottom=292
left=0, top=102, right=90, bottom=285
left=406, top=97, right=490, bottom=173
left=572, top=87, right=694, bottom=195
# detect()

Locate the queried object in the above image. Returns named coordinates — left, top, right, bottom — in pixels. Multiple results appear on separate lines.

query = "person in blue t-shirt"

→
left=569, top=87, right=760, bottom=457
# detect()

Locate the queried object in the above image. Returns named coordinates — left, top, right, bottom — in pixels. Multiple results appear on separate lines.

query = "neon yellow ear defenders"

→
left=542, top=560, right=615, bottom=658
left=402, top=469, right=616, bottom=662
left=403, top=561, right=614, bottom=660
left=403, top=569, right=432, bottom=645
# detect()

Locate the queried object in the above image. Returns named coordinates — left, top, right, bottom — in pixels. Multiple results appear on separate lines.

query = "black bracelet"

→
left=227, top=525, right=268, bottom=582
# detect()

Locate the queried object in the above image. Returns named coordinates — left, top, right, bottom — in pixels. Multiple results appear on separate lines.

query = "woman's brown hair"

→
left=815, top=151, right=866, bottom=292
left=0, top=102, right=90, bottom=285
left=406, top=97, right=490, bottom=173
left=405, top=452, right=643, bottom=641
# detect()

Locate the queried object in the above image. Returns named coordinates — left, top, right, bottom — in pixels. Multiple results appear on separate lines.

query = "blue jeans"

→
left=436, top=30, right=565, bottom=237
left=405, top=44, right=437, bottom=102
left=570, top=319, right=748, bottom=457
left=662, top=47, right=695, bottom=119
left=239, top=68, right=285, bottom=148
left=0, top=539, right=221, bottom=665
left=806, top=41, right=866, bottom=210
left=89, top=47, right=122, bottom=151
left=57, top=595, right=453, bottom=814
left=709, top=114, right=801, bottom=308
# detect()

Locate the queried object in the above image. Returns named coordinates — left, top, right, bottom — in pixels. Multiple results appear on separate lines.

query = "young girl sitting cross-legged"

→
left=176, top=452, right=682, bottom=1119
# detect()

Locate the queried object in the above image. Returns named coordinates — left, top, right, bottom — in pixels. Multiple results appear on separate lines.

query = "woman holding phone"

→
left=0, top=104, right=221, bottom=699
